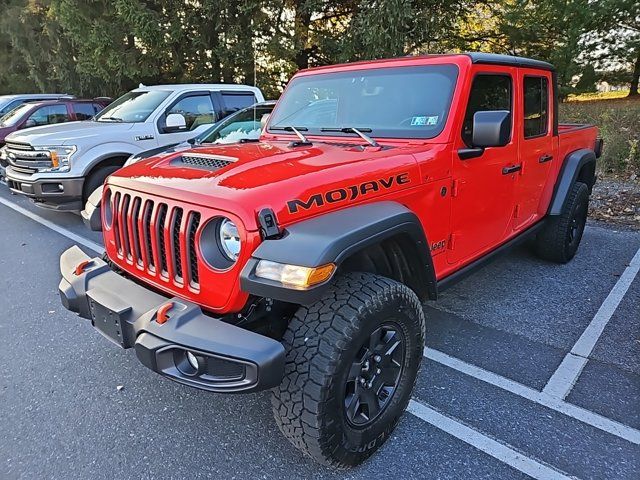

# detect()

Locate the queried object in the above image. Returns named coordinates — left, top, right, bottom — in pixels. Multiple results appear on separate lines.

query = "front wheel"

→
left=271, top=272, right=425, bottom=467
left=83, top=165, right=121, bottom=204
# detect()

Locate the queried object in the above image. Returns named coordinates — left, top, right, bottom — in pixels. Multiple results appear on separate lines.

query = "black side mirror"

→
left=458, top=110, right=511, bottom=160
left=472, top=110, right=511, bottom=148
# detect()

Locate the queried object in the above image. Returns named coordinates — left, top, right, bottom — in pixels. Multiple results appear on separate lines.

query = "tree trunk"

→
left=629, top=49, right=640, bottom=97
left=293, top=0, right=311, bottom=70
left=239, top=7, right=255, bottom=86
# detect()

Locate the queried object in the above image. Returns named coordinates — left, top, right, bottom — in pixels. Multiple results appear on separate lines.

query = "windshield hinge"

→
left=258, top=208, right=281, bottom=239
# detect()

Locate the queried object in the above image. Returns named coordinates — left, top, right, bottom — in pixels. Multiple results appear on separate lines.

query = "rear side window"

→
left=28, top=104, right=70, bottom=126
left=167, top=94, right=216, bottom=130
left=74, top=103, right=101, bottom=120
left=462, top=74, right=512, bottom=146
left=523, top=76, right=549, bottom=138
left=221, top=92, right=256, bottom=116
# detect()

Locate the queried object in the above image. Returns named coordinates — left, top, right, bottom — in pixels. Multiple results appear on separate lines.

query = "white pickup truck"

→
left=3, top=84, right=264, bottom=211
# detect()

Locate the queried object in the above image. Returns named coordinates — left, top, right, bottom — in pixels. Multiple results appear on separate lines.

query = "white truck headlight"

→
left=36, top=145, right=76, bottom=172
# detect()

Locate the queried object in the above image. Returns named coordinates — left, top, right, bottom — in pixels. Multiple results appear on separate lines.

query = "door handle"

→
left=539, top=154, right=553, bottom=163
left=502, top=164, right=522, bottom=175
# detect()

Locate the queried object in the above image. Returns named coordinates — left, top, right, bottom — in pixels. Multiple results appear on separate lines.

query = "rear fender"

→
left=549, top=148, right=596, bottom=215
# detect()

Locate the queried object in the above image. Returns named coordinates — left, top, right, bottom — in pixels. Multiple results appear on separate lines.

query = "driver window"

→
left=28, top=105, right=70, bottom=126
left=462, top=74, right=512, bottom=146
left=167, top=95, right=215, bottom=131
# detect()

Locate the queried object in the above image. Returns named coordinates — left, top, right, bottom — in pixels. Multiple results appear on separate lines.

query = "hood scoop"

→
left=171, top=153, right=237, bottom=171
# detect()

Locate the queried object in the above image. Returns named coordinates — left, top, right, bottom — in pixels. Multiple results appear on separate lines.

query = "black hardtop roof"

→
left=464, top=52, right=555, bottom=71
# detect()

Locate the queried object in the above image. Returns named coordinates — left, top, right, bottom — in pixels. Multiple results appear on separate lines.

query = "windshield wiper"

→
left=270, top=126, right=312, bottom=146
left=98, top=116, right=123, bottom=123
left=320, top=127, right=379, bottom=147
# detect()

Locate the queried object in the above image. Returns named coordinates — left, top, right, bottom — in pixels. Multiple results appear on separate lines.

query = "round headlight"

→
left=218, top=218, right=241, bottom=261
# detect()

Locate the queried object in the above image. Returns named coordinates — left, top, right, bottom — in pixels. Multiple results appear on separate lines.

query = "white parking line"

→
left=424, top=347, right=640, bottom=445
left=407, top=400, right=574, bottom=480
left=543, top=246, right=640, bottom=399
left=0, top=196, right=103, bottom=253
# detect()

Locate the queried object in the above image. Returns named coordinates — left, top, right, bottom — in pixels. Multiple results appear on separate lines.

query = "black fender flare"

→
left=239, top=201, right=437, bottom=305
left=548, top=148, right=596, bottom=215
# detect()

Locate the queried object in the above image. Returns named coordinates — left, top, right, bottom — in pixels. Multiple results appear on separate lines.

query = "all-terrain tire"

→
left=83, top=165, right=120, bottom=203
left=535, top=181, right=589, bottom=263
left=271, top=272, right=425, bottom=467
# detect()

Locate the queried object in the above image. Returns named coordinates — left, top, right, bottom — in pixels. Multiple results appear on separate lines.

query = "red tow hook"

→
left=74, top=260, right=92, bottom=276
left=156, top=302, right=174, bottom=325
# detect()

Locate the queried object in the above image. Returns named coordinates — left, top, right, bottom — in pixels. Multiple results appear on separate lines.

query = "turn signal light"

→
left=50, top=151, right=59, bottom=168
left=254, top=261, right=335, bottom=289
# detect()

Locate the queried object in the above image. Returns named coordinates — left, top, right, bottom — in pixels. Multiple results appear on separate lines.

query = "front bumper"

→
left=59, top=246, right=285, bottom=393
left=6, top=167, right=84, bottom=211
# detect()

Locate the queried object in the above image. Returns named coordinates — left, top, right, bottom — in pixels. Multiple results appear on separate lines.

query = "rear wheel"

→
left=535, top=181, right=589, bottom=263
left=271, top=272, right=425, bottom=467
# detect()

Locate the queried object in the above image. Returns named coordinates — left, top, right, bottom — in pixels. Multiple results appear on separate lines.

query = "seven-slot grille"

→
left=111, top=191, right=201, bottom=289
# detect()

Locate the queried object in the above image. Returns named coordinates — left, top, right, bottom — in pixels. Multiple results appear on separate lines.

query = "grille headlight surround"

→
left=102, top=188, right=113, bottom=229
left=199, top=217, right=242, bottom=270
left=35, top=145, right=77, bottom=172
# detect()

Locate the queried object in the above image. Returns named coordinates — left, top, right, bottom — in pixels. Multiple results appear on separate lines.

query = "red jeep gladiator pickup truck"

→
left=58, top=53, right=602, bottom=466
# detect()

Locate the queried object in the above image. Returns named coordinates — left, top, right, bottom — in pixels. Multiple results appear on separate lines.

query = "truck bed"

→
left=557, top=123, right=599, bottom=167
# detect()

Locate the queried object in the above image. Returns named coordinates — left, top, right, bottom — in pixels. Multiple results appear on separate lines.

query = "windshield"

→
left=268, top=64, right=458, bottom=139
left=199, top=104, right=274, bottom=144
left=0, top=103, right=33, bottom=127
left=95, top=90, right=171, bottom=123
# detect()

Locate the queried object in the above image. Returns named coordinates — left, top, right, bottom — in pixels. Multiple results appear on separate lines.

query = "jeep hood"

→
left=6, top=121, right=135, bottom=146
left=108, top=140, right=432, bottom=230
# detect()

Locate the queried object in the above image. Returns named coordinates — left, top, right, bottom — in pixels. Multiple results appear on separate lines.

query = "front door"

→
left=447, top=70, right=519, bottom=266
left=157, top=92, right=218, bottom=145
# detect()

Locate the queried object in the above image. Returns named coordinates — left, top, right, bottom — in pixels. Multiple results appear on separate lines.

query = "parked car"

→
left=0, top=93, right=75, bottom=118
left=0, top=98, right=111, bottom=180
left=4, top=84, right=263, bottom=211
left=58, top=53, right=602, bottom=466
left=0, top=98, right=111, bottom=146
left=81, top=100, right=276, bottom=230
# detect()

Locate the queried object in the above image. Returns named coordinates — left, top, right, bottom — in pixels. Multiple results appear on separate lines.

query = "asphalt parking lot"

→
left=0, top=185, right=638, bottom=480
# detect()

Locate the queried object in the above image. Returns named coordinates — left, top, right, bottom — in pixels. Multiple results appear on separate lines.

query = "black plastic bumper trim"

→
left=59, top=246, right=285, bottom=393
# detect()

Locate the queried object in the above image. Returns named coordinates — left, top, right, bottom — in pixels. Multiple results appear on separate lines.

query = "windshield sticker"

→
left=410, top=115, right=438, bottom=126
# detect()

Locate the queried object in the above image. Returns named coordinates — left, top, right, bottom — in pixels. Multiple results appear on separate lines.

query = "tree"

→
left=583, top=0, right=640, bottom=96
left=575, top=63, right=598, bottom=93
left=495, top=0, right=593, bottom=98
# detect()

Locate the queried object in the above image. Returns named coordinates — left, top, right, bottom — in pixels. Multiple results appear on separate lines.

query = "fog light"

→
left=186, top=351, right=199, bottom=370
